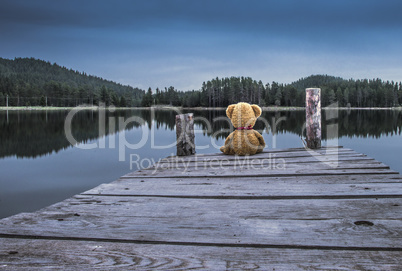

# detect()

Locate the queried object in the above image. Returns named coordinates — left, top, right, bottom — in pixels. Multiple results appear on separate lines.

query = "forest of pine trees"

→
left=0, top=57, right=144, bottom=107
left=1, top=58, right=401, bottom=108
left=143, top=75, right=402, bottom=108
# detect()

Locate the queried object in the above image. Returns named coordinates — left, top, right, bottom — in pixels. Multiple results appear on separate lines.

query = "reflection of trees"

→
left=1, top=109, right=401, bottom=158
left=0, top=110, right=143, bottom=158
left=332, top=110, right=402, bottom=139
left=151, top=109, right=180, bottom=131
left=148, top=109, right=402, bottom=140
left=189, top=109, right=229, bottom=140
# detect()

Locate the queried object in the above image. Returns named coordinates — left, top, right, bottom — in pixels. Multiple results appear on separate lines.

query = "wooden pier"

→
left=1, top=146, right=402, bottom=270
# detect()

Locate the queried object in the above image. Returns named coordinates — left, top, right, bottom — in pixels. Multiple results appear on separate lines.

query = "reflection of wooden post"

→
left=306, top=88, right=321, bottom=149
left=176, top=113, right=195, bottom=156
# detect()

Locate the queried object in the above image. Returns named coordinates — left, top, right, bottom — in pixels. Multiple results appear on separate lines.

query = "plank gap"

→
left=121, top=171, right=399, bottom=179
left=80, top=194, right=402, bottom=200
left=1, top=233, right=401, bottom=252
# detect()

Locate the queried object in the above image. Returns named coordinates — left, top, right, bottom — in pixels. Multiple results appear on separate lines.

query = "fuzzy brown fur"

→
left=220, top=102, right=266, bottom=155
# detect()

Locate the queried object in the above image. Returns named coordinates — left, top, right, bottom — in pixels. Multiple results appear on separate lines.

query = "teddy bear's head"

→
left=226, top=102, right=262, bottom=129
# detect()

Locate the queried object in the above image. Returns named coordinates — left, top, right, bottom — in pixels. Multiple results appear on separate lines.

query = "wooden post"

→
left=6, top=95, right=8, bottom=107
left=306, top=88, right=321, bottom=149
left=176, top=113, right=195, bottom=156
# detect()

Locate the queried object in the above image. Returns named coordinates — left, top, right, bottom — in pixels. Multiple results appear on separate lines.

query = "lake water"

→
left=0, top=108, right=401, bottom=219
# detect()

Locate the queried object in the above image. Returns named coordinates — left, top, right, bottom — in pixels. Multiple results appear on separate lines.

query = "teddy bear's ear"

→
left=251, top=104, right=262, bottom=117
left=226, top=104, right=236, bottom=118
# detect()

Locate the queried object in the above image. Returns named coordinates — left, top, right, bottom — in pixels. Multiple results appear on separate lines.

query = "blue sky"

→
left=1, top=0, right=402, bottom=90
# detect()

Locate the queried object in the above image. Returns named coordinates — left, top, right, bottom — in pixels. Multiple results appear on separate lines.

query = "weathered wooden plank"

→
left=1, top=238, right=401, bottom=270
left=150, top=161, right=390, bottom=171
left=155, top=154, right=372, bottom=165
left=141, top=163, right=389, bottom=176
left=101, top=174, right=402, bottom=184
left=164, top=146, right=346, bottom=158
left=158, top=154, right=379, bottom=166
left=160, top=148, right=359, bottom=163
left=159, top=155, right=372, bottom=168
left=163, top=147, right=354, bottom=159
left=124, top=166, right=398, bottom=178
left=1, top=196, right=401, bottom=249
left=151, top=158, right=381, bottom=171
left=82, top=176, right=402, bottom=198
left=163, top=148, right=357, bottom=161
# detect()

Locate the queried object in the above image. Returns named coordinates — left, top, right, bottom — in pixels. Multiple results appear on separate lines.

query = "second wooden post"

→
left=306, top=88, right=321, bottom=149
left=176, top=113, right=196, bottom=156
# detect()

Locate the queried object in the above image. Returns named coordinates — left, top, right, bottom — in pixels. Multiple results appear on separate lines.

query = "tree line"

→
left=141, top=75, right=402, bottom=108
left=1, top=58, right=401, bottom=108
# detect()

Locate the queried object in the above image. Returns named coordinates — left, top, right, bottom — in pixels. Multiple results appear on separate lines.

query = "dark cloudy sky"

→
left=1, top=0, right=401, bottom=90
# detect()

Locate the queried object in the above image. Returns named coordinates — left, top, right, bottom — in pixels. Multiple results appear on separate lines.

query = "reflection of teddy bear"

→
left=220, top=102, right=266, bottom=155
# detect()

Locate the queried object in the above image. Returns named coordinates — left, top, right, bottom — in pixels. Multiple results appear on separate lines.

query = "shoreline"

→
left=0, top=105, right=401, bottom=111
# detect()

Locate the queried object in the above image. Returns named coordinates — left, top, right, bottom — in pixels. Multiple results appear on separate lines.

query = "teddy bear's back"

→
left=232, top=130, right=261, bottom=155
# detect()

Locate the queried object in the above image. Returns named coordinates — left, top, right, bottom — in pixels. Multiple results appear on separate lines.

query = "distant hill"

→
left=288, top=74, right=401, bottom=107
left=290, top=75, right=347, bottom=92
left=0, top=57, right=144, bottom=107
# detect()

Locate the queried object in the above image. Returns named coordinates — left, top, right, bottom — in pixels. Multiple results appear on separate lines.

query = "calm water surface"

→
left=0, top=109, right=401, bottom=219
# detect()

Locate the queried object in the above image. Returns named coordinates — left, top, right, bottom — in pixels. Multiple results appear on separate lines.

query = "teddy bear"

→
left=220, top=102, right=266, bottom=155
